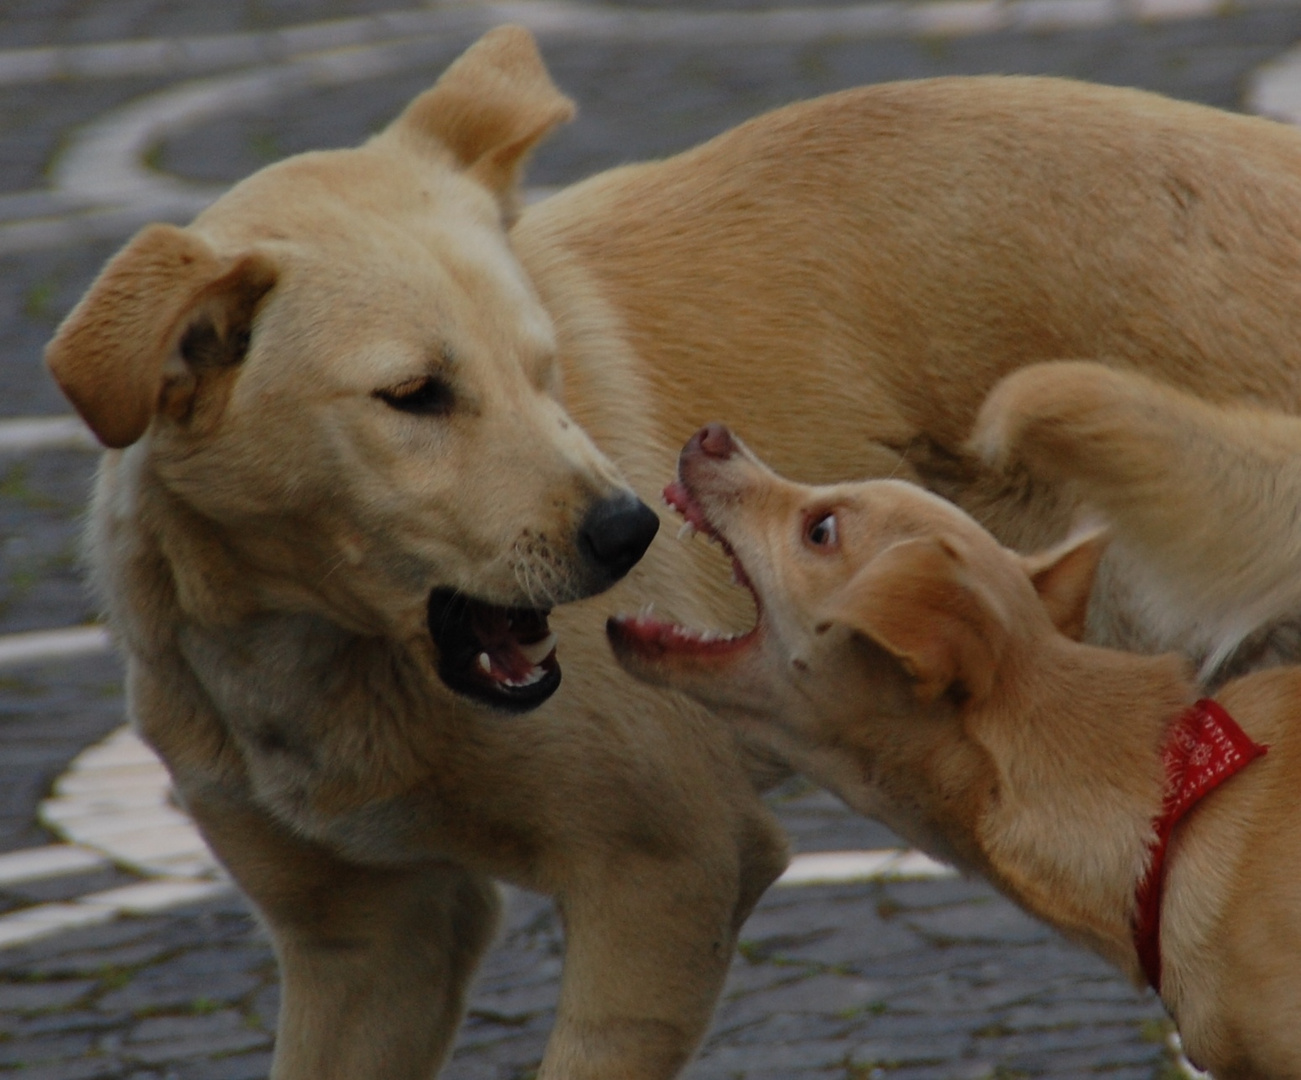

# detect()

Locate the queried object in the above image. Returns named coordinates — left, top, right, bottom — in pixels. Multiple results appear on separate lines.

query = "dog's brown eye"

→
left=375, top=376, right=454, bottom=416
left=806, top=512, right=839, bottom=550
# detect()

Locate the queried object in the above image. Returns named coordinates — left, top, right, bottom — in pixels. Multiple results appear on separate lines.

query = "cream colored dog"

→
left=609, top=424, right=1301, bottom=1079
left=45, top=24, right=1301, bottom=1079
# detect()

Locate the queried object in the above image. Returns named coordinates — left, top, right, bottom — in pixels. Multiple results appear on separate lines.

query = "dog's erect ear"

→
left=818, top=537, right=1006, bottom=705
left=387, top=25, right=574, bottom=221
left=1020, top=526, right=1110, bottom=641
left=45, top=223, right=276, bottom=449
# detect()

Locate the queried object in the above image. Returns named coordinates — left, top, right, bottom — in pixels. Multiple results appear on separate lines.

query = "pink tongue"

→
left=469, top=606, right=548, bottom=682
left=491, top=648, right=536, bottom=682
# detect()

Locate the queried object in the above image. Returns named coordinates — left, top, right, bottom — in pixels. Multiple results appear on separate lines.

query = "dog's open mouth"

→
left=428, top=588, right=561, bottom=712
left=606, top=479, right=761, bottom=662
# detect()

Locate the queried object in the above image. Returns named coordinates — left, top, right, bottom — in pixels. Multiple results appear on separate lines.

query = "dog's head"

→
left=47, top=27, right=660, bottom=713
left=608, top=423, right=1107, bottom=743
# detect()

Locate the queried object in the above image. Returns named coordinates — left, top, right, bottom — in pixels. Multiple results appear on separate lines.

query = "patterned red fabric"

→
left=1132, top=699, right=1268, bottom=995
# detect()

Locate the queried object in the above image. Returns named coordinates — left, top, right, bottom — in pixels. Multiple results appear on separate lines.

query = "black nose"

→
left=579, top=493, right=660, bottom=583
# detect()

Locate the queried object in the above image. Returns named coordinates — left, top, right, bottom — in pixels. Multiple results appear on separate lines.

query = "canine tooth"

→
left=677, top=521, right=696, bottom=541
left=477, top=652, right=493, bottom=674
left=518, top=633, right=557, bottom=666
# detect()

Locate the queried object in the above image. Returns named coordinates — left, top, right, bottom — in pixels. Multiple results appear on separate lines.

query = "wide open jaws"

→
left=428, top=588, right=561, bottom=713
left=606, top=478, right=761, bottom=663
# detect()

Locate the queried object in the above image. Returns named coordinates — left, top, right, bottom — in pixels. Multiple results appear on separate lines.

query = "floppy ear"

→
left=1020, top=525, right=1110, bottom=641
left=45, top=223, right=276, bottom=449
left=386, top=25, right=574, bottom=223
left=818, top=537, right=1007, bottom=704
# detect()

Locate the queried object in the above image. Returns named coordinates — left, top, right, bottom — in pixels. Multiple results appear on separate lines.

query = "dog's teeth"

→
left=677, top=521, right=696, bottom=541
left=639, top=603, right=655, bottom=620
left=477, top=652, right=493, bottom=674
left=518, top=633, right=557, bottom=667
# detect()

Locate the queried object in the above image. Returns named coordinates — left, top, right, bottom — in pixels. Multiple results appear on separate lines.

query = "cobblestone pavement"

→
left=5, top=0, right=1301, bottom=1076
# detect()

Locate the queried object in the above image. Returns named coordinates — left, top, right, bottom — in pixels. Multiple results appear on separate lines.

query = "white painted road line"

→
left=0, top=845, right=108, bottom=886
left=43, top=727, right=222, bottom=881
left=779, top=848, right=956, bottom=886
left=77, top=878, right=233, bottom=915
left=19, top=0, right=1301, bottom=248
left=0, top=626, right=112, bottom=670
left=1, top=0, right=1295, bottom=90
left=1248, top=41, right=1301, bottom=125
left=0, top=878, right=233, bottom=949
left=0, top=415, right=97, bottom=454
left=0, top=901, right=118, bottom=948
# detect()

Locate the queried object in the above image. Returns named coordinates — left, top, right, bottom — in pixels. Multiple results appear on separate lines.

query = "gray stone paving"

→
left=7, top=0, right=1300, bottom=1074
left=151, top=6, right=1301, bottom=191
left=0, top=852, right=1175, bottom=1080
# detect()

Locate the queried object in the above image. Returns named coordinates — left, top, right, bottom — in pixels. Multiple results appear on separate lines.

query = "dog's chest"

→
left=176, top=617, right=424, bottom=803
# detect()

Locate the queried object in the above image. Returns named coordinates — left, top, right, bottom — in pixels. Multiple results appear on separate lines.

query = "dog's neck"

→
left=964, top=636, right=1194, bottom=977
left=94, top=452, right=448, bottom=809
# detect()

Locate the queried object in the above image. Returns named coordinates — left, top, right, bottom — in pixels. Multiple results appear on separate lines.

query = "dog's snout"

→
left=579, top=493, right=660, bottom=583
left=693, top=422, right=737, bottom=460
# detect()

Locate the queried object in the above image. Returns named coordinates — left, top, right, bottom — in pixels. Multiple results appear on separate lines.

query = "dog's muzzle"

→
left=427, top=491, right=659, bottom=713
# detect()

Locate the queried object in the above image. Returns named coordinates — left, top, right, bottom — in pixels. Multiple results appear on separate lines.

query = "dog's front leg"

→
left=538, top=822, right=786, bottom=1079
left=186, top=789, right=500, bottom=1080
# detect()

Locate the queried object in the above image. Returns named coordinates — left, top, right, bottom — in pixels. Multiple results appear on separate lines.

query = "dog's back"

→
left=521, top=76, right=1301, bottom=472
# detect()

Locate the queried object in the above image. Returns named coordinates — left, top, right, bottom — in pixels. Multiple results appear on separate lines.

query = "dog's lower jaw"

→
left=605, top=615, right=785, bottom=718
left=428, top=587, right=562, bottom=713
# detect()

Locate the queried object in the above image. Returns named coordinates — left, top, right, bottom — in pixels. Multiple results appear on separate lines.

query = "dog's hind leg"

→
left=186, top=789, right=500, bottom=1080
left=971, top=359, right=1301, bottom=674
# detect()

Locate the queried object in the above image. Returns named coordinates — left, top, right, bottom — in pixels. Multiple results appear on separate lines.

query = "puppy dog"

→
left=46, top=24, right=1301, bottom=1078
left=973, top=359, right=1301, bottom=684
left=610, top=424, right=1301, bottom=1079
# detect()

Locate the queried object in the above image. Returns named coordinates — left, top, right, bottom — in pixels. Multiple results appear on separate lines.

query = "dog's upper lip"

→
left=606, top=471, right=760, bottom=658
left=664, top=478, right=715, bottom=536
left=662, top=477, right=754, bottom=593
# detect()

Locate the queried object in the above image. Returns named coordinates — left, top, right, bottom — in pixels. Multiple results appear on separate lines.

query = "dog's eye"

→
left=375, top=376, right=454, bottom=416
left=806, top=512, right=839, bottom=550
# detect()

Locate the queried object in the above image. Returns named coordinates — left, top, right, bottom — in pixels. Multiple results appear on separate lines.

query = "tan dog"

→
left=609, top=424, right=1301, bottom=1079
left=44, top=24, right=1301, bottom=1079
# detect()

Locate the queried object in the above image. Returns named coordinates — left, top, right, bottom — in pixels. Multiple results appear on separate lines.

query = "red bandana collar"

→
left=1133, top=698, right=1268, bottom=995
